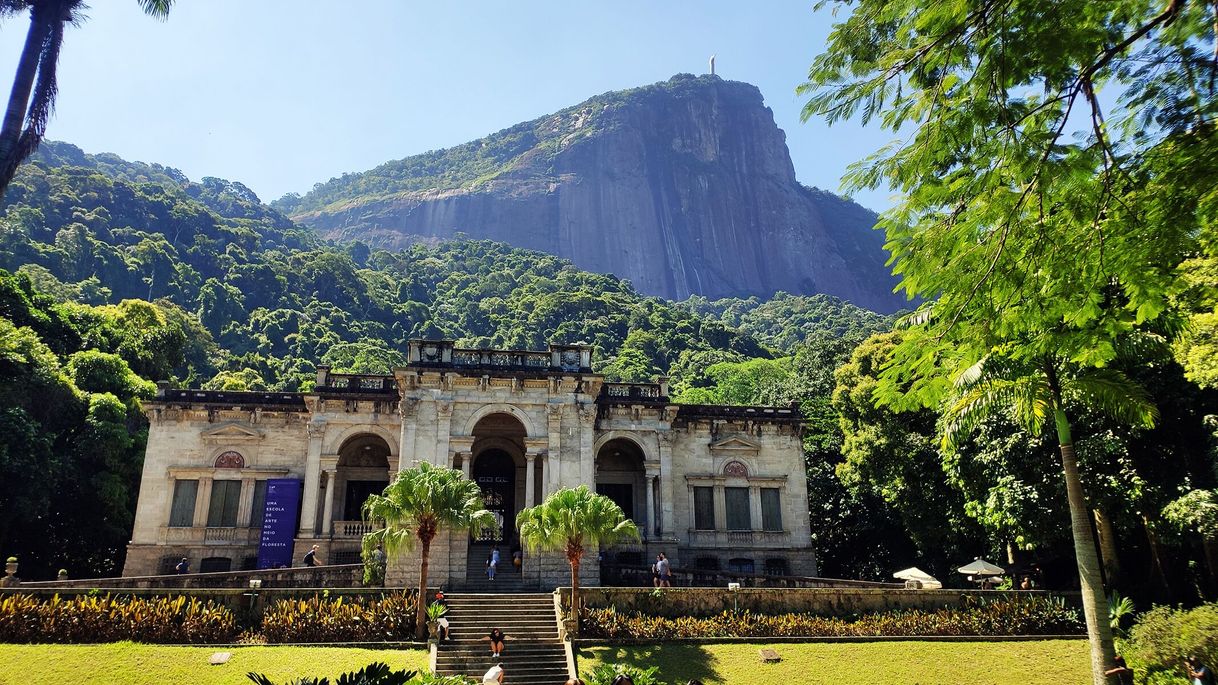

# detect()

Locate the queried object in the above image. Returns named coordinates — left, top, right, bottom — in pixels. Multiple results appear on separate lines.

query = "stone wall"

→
left=569, top=587, right=1074, bottom=618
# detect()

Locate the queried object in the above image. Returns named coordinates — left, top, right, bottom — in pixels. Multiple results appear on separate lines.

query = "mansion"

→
left=124, top=340, right=817, bottom=587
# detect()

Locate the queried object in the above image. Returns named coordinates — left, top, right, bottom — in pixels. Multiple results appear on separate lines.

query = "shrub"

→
left=0, top=593, right=236, bottom=644
left=1126, top=603, right=1218, bottom=684
left=585, top=662, right=664, bottom=685
left=579, top=595, right=1082, bottom=640
left=248, top=661, right=418, bottom=685
left=260, top=592, right=417, bottom=643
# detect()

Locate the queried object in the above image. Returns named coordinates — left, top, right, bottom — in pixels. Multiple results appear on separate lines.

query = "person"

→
left=656, top=552, right=672, bottom=588
left=303, top=544, right=320, bottom=567
left=485, top=627, right=506, bottom=658
left=512, top=547, right=522, bottom=572
left=1019, top=576, right=1033, bottom=590
left=481, top=662, right=504, bottom=685
left=651, top=556, right=661, bottom=588
left=174, top=557, right=189, bottom=574
left=436, top=613, right=450, bottom=642
left=564, top=680, right=586, bottom=685
left=1104, top=655, right=1134, bottom=685
left=1187, top=657, right=1214, bottom=685
left=486, top=546, right=500, bottom=580
left=610, top=675, right=635, bottom=685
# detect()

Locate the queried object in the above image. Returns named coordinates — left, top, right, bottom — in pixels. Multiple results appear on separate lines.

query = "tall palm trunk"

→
left=1093, top=508, right=1122, bottom=587
left=1047, top=365, right=1115, bottom=685
left=0, top=10, right=50, bottom=192
left=416, top=534, right=431, bottom=639
left=568, top=545, right=582, bottom=636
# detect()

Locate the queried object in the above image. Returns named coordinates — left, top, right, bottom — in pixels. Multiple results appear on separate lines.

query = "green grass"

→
left=0, top=642, right=431, bottom=685
left=577, top=640, right=1091, bottom=685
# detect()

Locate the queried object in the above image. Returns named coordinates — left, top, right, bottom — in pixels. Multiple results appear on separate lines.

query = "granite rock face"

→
left=290, top=75, right=904, bottom=313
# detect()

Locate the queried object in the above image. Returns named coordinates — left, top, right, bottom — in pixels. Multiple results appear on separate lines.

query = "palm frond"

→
left=516, top=486, right=640, bottom=558
left=1065, top=368, right=1158, bottom=430
left=137, top=0, right=173, bottom=19
left=360, top=461, right=493, bottom=560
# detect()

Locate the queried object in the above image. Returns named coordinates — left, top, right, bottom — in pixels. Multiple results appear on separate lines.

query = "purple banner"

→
left=257, top=478, right=302, bottom=569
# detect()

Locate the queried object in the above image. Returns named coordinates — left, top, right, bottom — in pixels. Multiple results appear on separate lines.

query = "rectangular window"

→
left=693, top=487, right=715, bottom=530
left=725, top=487, right=751, bottom=531
left=761, top=488, right=783, bottom=531
left=207, top=480, right=242, bottom=527
left=169, top=479, right=198, bottom=527
left=250, top=480, right=268, bottom=528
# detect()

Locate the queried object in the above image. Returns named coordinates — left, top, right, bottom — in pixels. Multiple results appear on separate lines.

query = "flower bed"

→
left=0, top=593, right=236, bottom=644
left=259, top=591, right=417, bottom=643
left=580, top=595, right=1082, bottom=639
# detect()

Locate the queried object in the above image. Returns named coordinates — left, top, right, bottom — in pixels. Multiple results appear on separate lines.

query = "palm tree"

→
left=0, top=0, right=173, bottom=196
left=516, top=485, right=640, bottom=634
left=942, top=355, right=1157, bottom=681
left=362, top=462, right=495, bottom=639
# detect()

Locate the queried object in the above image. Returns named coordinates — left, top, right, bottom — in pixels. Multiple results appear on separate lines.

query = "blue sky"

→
left=0, top=1, right=897, bottom=211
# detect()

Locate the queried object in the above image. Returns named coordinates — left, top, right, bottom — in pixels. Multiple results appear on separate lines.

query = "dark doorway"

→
left=597, top=483, right=634, bottom=520
left=473, top=449, right=516, bottom=543
left=344, top=480, right=388, bottom=521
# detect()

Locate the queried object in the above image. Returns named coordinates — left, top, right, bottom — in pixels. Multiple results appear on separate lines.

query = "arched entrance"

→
left=472, top=449, right=516, bottom=542
left=335, top=433, right=391, bottom=525
left=595, top=437, right=646, bottom=528
left=470, top=413, right=527, bottom=544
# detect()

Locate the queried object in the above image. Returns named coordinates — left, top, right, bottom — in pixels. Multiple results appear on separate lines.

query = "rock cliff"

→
left=284, top=75, right=904, bottom=312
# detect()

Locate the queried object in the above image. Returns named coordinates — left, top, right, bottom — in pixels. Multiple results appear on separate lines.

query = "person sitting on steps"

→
left=483, top=627, right=506, bottom=658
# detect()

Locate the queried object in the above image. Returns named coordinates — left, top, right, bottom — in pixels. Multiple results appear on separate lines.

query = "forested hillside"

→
left=0, top=141, right=787, bottom=392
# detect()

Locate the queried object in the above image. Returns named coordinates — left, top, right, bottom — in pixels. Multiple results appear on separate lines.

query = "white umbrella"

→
left=957, top=558, right=1005, bottom=576
left=892, top=567, right=942, bottom=589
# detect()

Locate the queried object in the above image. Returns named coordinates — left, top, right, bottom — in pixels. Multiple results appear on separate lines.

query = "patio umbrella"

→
left=956, top=558, right=1005, bottom=576
left=892, top=567, right=942, bottom=589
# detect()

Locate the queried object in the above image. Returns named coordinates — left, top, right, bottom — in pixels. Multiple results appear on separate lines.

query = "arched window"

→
left=214, top=451, right=245, bottom=468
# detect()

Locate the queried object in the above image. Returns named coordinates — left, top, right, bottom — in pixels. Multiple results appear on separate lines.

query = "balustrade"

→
left=686, top=529, right=790, bottom=547
left=601, top=383, right=665, bottom=400
left=331, top=520, right=382, bottom=539
left=450, top=349, right=552, bottom=369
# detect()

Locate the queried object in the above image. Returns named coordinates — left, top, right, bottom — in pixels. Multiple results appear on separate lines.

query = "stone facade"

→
left=124, top=340, right=816, bottom=587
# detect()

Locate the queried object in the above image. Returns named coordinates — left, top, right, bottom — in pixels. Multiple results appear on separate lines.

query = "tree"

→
left=516, top=485, right=639, bottom=634
left=361, top=462, right=494, bottom=638
left=802, top=2, right=1213, bottom=682
left=0, top=1, right=173, bottom=195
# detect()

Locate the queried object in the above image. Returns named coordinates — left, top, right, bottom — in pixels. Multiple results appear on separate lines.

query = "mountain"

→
left=278, top=74, right=905, bottom=313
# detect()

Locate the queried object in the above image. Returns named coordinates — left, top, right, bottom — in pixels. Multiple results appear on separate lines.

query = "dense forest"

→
left=1, top=142, right=1215, bottom=611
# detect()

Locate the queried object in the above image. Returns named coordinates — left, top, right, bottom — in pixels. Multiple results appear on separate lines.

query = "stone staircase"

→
left=454, top=542, right=540, bottom=592
left=434, top=593, right=570, bottom=685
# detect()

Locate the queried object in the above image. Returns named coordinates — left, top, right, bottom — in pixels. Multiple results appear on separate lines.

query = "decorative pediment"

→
left=708, top=435, right=761, bottom=453
left=201, top=422, right=264, bottom=443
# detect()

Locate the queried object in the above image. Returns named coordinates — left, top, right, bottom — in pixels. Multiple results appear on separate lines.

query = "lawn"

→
left=0, top=642, right=431, bottom=685
left=577, top=639, right=1091, bottom=685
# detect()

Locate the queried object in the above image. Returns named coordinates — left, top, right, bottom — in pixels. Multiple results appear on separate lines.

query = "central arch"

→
left=470, top=413, right=527, bottom=544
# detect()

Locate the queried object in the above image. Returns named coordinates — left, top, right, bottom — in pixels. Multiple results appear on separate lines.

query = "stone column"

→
left=713, top=481, right=726, bottom=532
left=194, top=476, right=213, bottom=527
left=436, top=401, right=454, bottom=467
left=545, top=403, right=563, bottom=496
left=321, top=468, right=337, bottom=536
left=749, top=485, right=763, bottom=531
left=460, top=451, right=472, bottom=479
left=645, top=471, right=658, bottom=539
left=397, top=396, right=418, bottom=472
left=657, top=431, right=675, bottom=537
left=578, top=404, right=597, bottom=487
left=525, top=453, right=537, bottom=508
left=299, top=419, right=326, bottom=536
left=237, top=476, right=255, bottom=528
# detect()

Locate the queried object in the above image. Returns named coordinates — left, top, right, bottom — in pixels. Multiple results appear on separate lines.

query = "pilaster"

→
left=578, top=403, right=596, bottom=487
left=299, top=418, right=325, bottom=536
left=545, top=403, right=563, bottom=496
